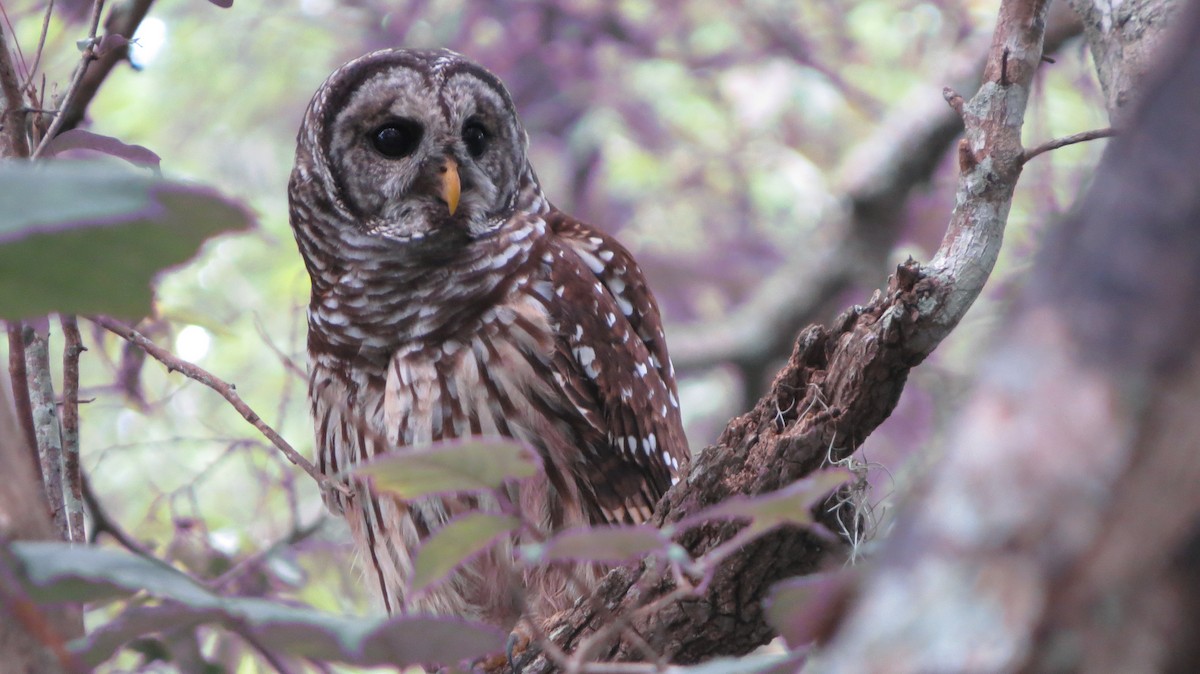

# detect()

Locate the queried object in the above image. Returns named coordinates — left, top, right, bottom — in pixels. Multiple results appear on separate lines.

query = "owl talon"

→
left=507, top=629, right=530, bottom=673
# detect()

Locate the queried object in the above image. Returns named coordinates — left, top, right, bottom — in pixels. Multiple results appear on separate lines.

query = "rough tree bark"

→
left=514, top=0, right=1054, bottom=669
left=816, top=2, right=1200, bottom=671
left=0, top=372, right=76, bottom=674
left=670, top=0, right=1083, bottom=390
left=1068, top=0, right=1182, bottom=126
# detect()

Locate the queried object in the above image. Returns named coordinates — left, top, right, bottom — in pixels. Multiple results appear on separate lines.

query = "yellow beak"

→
left=440, top=158, right=460, bottom=216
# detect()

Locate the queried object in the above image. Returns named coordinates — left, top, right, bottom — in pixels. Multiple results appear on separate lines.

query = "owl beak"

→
left=440, top=158, right=461, bottom=216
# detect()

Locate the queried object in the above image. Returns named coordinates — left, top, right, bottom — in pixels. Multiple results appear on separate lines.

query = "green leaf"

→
left=412, top=513, right=519, bottom=596
left=13, top=541, right=216, bottom=605
left=352, top=437, right=540, bottom=498
left=0, top=161, right=254, bottom=319
left=524, top=524, right=673, bottom=564
left=9, top=542, right=505, bottom=668
left=683, top=468, right=854, bottom=534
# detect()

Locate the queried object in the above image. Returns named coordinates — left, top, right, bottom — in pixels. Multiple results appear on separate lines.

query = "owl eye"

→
left=462, top=119, right=488, bottom=158
left=370, top=119, right=423, bottom=158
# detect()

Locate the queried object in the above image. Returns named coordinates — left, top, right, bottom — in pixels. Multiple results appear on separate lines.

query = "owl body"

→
left=289, top=49, right=687, bottom=627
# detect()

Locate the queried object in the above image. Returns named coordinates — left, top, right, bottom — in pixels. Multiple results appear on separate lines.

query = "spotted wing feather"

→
left=544, top=211, right=688, bottom=524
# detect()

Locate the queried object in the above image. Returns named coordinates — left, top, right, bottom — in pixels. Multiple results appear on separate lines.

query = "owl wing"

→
left=542, top=211, right=688, bottom=525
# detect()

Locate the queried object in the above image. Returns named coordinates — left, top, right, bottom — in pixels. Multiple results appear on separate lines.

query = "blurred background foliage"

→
left=3, top=0, right=1107, bottom=670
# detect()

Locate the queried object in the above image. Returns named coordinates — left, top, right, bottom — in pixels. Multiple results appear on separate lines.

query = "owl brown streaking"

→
left=287, top=49, right=689, bottom=628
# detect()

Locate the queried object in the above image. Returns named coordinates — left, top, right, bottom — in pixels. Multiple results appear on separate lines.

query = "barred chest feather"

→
left=306, top=219, right=674, bottom=626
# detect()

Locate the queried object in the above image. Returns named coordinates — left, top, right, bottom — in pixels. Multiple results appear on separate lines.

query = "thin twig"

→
left=60, top=315, right=86, bottom=543
left=90, top=316, right=346, bottom=497
left=6, top=322, right=42, bottom=484
left=23, top=0, right=55, bottom=91
left=209, top=517, right=326, bottom=592
left=47, top=0, right=155, bottom=137
left=30, top=0, right=105, bottom=158
left=232, top=621, right=297, bottom=674
left=23, top=325, right=69, bottom=540
left=82, top=474, right=156, bottom=558
left=1021, top=127, right=1116, bottom=164
left=0, top=20, right=30, bottom=157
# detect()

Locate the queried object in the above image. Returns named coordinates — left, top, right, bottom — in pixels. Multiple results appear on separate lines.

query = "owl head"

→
left=292, top=49, right=535, bottom=252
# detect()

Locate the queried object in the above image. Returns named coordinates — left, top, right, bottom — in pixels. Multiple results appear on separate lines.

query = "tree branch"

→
left=30, top=0, right=105, bottom=158
left=90, top=316, right=345, bottom=499
left=1021, top=126, right=1115, bottom=163
left=514, top=0, right=1052, bottom=668
left=59, top=315, right=86, bottom=543
left=669, top=0, right=1082, bottom=383
left=23, top=325, right=69, bottom=540
left=0, top=19, right=30, bottom=157
left=6, top=322, right=41, bottom=485
left=819, top=3, right=1200, bottom=668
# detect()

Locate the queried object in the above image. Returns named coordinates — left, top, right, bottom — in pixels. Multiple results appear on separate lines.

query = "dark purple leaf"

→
left=11, top=542, right=505, bottom=668
left=42, top=129, right=161, bottom=168
left=207, top=0, right=233, bottom=7
left=93, top=34, right=130, bottom=57
left=681, top=468, right=854, bottom=534
left=358, top=615, right=506, bottom=666
left=764, top=571, right=855, bottom=648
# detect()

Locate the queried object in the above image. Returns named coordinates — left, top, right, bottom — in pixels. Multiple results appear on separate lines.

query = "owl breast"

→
left=310, top=240, right=603, bottom=626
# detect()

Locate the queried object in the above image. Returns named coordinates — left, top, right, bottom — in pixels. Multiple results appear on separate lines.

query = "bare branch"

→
left=669, top=2, right=1083, bottom=382
left=23, top=0, right=56, bottom=93
left=90, top=316, right=346, bottom=498
left=1021, top=126, right=1116, bottom=163
left=59, top=315, right=86, bottom=543
left=820, top=4, right=1200, bottom=668
left=514, top=0, right=1053, bottom=668
left=5, top=322, right=40, bottom=484
left=30, top=0, right=105, bottom=158
left=36, top=0, right=155, bottom=144
left=23, top=325, right=69, bottom=540
left=0, top=20, right=30, bottom=157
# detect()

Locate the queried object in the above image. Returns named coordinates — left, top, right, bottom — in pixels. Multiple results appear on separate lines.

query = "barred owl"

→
left=288, top=48, right=688, bottom=629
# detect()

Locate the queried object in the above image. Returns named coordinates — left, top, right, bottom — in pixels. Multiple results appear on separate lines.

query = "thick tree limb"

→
left=0, top=23, right=30, bottom=158
left=1068, top=0, right=1182, bottom=126
left=669, top=0, right=1082, bottom=383
left=818, top=2, right=1200, bottom=671
left=513, top=0, right=1051, bottom=669
left=0, top=371, right=82, bottom=672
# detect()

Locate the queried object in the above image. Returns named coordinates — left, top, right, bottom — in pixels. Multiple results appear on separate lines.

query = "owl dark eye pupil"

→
left=463, top=120, right=488, bottom=158
left=370, top=119, right=422, bottom=158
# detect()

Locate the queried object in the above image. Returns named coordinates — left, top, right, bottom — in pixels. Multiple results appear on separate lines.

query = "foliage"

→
left=0, top=161, right=252, bottom=319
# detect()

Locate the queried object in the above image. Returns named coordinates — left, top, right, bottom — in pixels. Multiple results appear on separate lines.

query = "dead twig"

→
left=6, top=322, right=41, bottom=484
left=30, top=0, right=105, bottom=158
left=90, top=316, right=348, bottom=498
left=0, top=20, right=30, bottom=157
left=1021, top=127, right=1116, bottom=164
left=59, top=315, right=86, bottom=543
left=22, top=0, right=55, bottom=92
